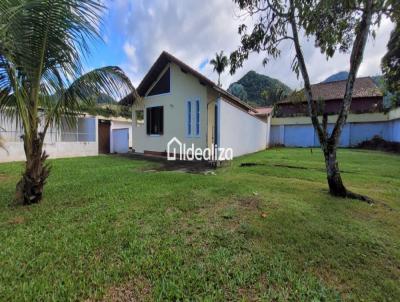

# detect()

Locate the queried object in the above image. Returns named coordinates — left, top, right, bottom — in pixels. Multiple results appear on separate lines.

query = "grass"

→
left=0, top=148, right=399, bottom=301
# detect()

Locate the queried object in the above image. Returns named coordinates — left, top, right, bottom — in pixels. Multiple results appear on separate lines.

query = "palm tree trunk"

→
left=15, top=134, right=50, bottom=205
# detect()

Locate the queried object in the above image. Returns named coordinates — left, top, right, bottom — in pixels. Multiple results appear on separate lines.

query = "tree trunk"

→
left=15, top=135, right=50, bottom=205
left=324, top=148, right=347, bottom=197
left=288, top=0, right=374, bottom=202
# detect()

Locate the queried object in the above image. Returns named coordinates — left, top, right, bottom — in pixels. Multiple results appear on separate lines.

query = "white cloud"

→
left=110, top=0, right=394, bottom=90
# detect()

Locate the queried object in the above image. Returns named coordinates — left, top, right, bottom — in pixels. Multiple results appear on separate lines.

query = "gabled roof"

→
left=120, top=51, right=256, bottom=112
left=278, top=77, right=383, bottom=104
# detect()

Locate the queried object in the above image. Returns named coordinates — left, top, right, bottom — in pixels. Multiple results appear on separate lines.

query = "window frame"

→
left=186, top=100, right=192, bottom=137
left=195, top=99, right=200, bottom=137
left=145, top=65, right=171, bottom=98
left=146, top=106, right=164, bottom=136
left=185, top=98, right=201, bottom=138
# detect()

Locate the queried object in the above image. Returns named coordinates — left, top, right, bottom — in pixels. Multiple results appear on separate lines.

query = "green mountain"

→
left=323, top=71, right=349, bottom=82
left=228, top=71, right=292, bottom=106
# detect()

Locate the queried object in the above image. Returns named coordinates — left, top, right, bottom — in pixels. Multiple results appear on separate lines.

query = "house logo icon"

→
left=167, top=137, right=182, bottom=161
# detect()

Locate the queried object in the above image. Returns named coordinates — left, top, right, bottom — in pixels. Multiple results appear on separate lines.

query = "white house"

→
left=121, top=51, right=271, bottom=158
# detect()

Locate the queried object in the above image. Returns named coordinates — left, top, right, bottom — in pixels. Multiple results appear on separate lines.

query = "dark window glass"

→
left=146, top=106, right=164, bottom=135
left=148, top=67, right=170, bottom=96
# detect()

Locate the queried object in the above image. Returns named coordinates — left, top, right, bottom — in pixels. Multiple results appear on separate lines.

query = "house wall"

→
left=218, top=98, right=268, bottom=157
left=132, top=63, right=212, bottom=153
left=270, top=108, right=400, bottom=147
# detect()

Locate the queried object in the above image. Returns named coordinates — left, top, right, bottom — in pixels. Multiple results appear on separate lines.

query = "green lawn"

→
left=0, top=149, right=399, bottom=301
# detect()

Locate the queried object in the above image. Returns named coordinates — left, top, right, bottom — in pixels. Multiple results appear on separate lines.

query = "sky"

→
left=86, top=0, right=395, bottom=91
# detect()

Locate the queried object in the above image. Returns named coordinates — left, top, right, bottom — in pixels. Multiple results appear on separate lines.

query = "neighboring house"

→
left=270, top=78, right=400, bottom=147
left=0, top=114, right=132, bottom=163
left=121, top=51, right=270, bottom=158
left=275, top=77, right=383, bottom=117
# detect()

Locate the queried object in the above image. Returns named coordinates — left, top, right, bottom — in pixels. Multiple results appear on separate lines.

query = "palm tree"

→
left=0, top=0, right=137, bottom=205
left=210, top=51, right=229, bottom=87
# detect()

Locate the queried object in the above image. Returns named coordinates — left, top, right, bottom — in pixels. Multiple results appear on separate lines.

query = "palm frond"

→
left=42, top=66, right=134, bottom=131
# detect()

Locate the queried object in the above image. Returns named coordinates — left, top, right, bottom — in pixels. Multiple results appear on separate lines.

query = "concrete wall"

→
left=270, top=108, right=400, bottom=147
left=218, top=98, right=267, bottom=157
left=0, top=141, right=98, bottom=163
left=0, top=115, right=99, bottom=163
left=132, top=63, right=211, bottom=153
left=0, top=115, right=132, bottom=162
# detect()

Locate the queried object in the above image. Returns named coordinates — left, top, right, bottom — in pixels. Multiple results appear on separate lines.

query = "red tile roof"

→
left=279, top=77, right=383, bottom=104
left=252, top=106, right=273, bottom=116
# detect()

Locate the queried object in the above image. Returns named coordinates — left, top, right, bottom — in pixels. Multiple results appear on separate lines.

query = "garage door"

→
left=112, top=128, right=129, bottom=153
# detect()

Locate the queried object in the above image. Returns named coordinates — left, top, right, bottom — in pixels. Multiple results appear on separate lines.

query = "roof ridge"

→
left=315, top=76, right=373, bottom=85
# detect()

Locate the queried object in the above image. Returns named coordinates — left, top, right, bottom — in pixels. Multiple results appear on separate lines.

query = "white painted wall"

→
left=132, top=63, right=209, bottom=153
left=0, top=141, right=98, bottom=163
left=110, top=120, right=132, bottom=153
left=218, top=98, right=268, bottom=157
left=0, top=115, right=98, bottom=163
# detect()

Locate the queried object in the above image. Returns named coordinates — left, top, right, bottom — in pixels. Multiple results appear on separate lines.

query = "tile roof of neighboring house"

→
left=251, top=106, right=273, bottom=116
left=278, top=77, right=383, bottom=104
left=120, top=51, right=256, bottom=112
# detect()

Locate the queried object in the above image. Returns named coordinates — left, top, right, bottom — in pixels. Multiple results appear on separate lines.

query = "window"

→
left=147, top=67, right=170, bottom=96
left=146, top=106, right=164, bottom=135
left=186, top=99, right=200, bottom=137
left=195, top=100, right=200, bottom=136
left=61, top=117, right=96, bottom=142
left=187, top=101, right=192, bottom=136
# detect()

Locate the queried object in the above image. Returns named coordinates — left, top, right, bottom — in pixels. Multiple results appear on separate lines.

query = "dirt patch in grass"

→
left=123, top=153, right=213, bottom=174
left=101, top=277, right=152, bottom=302
left=237, top=197, right=262, bottom=210
left=240, top=162, right=265, bottom=167
left=8, top=216, right=25, bottom=225
left=240, top=162, right=356, bottom=174
left=0, top=173, right=10, bottom=181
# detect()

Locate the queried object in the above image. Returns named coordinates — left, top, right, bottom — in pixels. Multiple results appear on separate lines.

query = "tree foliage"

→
left=228, top=83, right=248, bottom=101
left=229, top=70, right=291, bottom=106
left=382, top=22, right=400, bottom=104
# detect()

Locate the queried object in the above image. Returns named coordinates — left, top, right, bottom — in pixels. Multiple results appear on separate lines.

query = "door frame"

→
left=98, top=119, right=111, bottom=154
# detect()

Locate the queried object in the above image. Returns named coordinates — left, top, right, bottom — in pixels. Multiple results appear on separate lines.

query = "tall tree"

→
left=382, top=22, right=400, bottom=104
left=230, top=0, right=397, bottom=201
left=0, top=0, right=136, bottom=205
left=210, top=51, right=229, bottom=86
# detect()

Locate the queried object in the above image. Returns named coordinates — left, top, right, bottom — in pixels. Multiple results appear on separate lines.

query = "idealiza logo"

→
left=167, top=137, right=233, bottom=161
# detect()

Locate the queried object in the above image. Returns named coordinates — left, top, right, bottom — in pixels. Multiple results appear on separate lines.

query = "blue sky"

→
left=85, top=0, right=395, bottom=90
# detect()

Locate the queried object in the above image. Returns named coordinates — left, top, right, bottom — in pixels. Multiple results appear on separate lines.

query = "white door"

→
left=112, top=128, right=129, bottom=153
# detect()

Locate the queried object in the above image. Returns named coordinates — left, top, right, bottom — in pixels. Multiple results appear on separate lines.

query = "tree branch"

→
left=330, top=0, right=374, bottom=144
left=288, top=0, right=325, bottom=146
